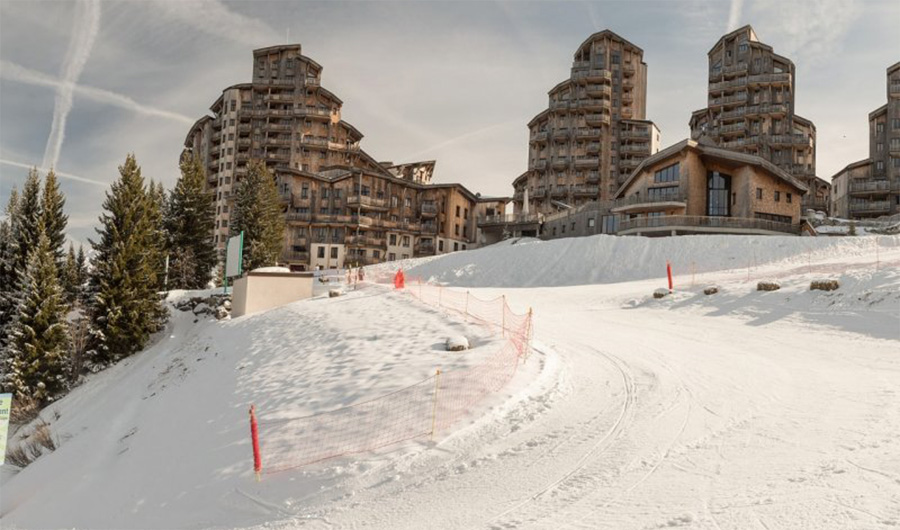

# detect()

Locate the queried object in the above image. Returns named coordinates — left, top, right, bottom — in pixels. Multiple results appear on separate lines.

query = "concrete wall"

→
left=232, top=272, right=315, bottom=318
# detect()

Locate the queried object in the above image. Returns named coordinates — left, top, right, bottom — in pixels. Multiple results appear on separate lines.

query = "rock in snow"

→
left=445, top=335, right=469, bottom=351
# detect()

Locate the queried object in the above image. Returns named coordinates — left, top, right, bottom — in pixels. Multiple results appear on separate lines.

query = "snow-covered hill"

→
left=2, top=234, right=898, bottom=529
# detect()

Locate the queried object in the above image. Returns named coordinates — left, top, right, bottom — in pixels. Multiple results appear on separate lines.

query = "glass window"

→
left=654, top=163, right=680, bottom=183
left=648, top=186, right=679, bottom=201
left=756, top=188, right=763, bottom=199
left=330, top=247, right=338, bottom=259
left=774, top=191, right=781, bottom=202
left=706, top=171, right=731, bottom=217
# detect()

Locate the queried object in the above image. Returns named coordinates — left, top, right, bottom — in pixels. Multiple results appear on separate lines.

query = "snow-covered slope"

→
left=0, top=286, right=534, bottom=529
left=2, top=234, right=898, bottom=530
left=401, top=234, right=899, bottom=287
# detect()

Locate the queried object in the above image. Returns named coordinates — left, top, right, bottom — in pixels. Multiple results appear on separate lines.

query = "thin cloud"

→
left=0, top=158, right=108, bottom=187
left=748, top=0, right=861, bottom=66
left=154, top=0, right=276, bottom=47
left=42, top=0, right=101, bottom=170
left=0, top=60, right=194, bottom=125
left=727, top=0, right=744, bottom=31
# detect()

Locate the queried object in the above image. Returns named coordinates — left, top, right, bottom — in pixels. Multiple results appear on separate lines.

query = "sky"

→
left=1, top=0, right=898, bottom=247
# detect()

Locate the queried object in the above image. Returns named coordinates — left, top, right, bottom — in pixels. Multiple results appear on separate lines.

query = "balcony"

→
left=347, top=235, right=386, bottom=247
left=266, top=136, right=292, bottom=147
left=709, top=93, right=748, bottom=107
left=550, top=186, right=568, bottom=198
left=585, top=142, right=601, bottom=154
left=719, top=107, right=747, bottom=121
left=620, top=143, right=649, bottom=154
left=350, top=214, right=375, bottom=226
left=531, top=131, right=549, bottom=143
left=586, top=171, right=600, bottom=183
left=891, top=84, right=900, bottom=95
left=579, top=99, right=609, bottom=111
left=264, top=123, right=292, bottom=132
left=748, top=72, right=791, bottom=86
left=294, top=106, right=332, bottom=119
left=721, top=136, right=760, bottom=149
left=722, top=63, right=749, bottom=77
left=533, top=160, right=548, bottom=171
left=420, top=203, right=438, bottom=217
left=850, top=180, right=891, bottom=194
left=573, top=186, right=599, bottom=196
left=550, top=100, right=572, bottom=111
left=572, top=69, right=612, bottom=83
left=304, top=77, right=320, bottom=87
left=610, top=191, right=687, bottom=214
left=298, top=136, right=328, bottom=148
left=717, top=122, right=747, bottom=136
left=769, top=133, right=812, bottom=147
left=709, top=77, right=748, bottom=93
left=282, top=251, right=310, bottom=262
left=620, top=129, right=650, bottom=139
left=347, top=195, right=388, bottom=210
left=477, top=213, right=540, bottom=227
left=617, top=215, right=798, bottom=236
left=586, top=85, right=612, bottom=97
left=745, top=103, right=788, bottom=117
left=552, top=128, right=570, bottom=140
left=285, top=212, right=312, bottom=223
left=574, top=156, right=598, bottom=170
left=585, top=113, right=610, bottom=126
left=622, top=64, right=636, bottom=76
left=551, top=157, right=570, bottom=169
left=850, top=200, right=892, bottom=214
left=576, top=128, right=603, bottom=138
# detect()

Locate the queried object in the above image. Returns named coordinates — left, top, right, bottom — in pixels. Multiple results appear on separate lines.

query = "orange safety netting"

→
left=252, top=274, right=532, bottom=474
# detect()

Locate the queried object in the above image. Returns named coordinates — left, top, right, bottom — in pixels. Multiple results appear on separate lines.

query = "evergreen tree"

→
left=0, top=188, right=22, bottom=349
left=164, top=154, right=217, bottom=289
left=62, top=243, right=80, bottom=304
left=147, top=180, right=168, bottom=292
left=87, top=154, right=165, bottom=366
left=75, top=244, right=87, bottom=301
left=41, top=169, right=68, bottom=270
left=2, top=231, right=71, bottom=402
left=15, top=169, right=42, bottom=272
left=229, top=159, right=285, bottom=270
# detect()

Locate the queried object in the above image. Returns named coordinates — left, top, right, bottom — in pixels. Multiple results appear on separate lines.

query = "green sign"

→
left=0, top=393, right=10, bottom=465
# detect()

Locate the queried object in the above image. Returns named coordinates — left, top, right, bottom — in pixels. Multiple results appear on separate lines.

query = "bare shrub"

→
left=811, top=279, right=840, bottom=291
left=6, top=445, right=32, bottom=468
left=757, top=281, right=781, bottom=292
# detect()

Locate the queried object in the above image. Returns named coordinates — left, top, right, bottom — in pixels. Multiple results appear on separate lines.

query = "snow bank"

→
left=400, top=234, right=900, bottom=288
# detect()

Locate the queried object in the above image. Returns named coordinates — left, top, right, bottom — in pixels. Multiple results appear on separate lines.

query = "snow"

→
left=252, top=266, right=291, bottom=273
left=445, top=335, right=469, bottom=351
left=2, top=233, right=899, bottom=529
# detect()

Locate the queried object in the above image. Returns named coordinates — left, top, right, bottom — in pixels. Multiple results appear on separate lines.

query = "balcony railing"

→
left=745, top=103, right=788, bottom=116
left=572, top=69, right=612, bottom=82
left=420, top=203, right=438, bottom=216
left=850, top=200, right=892, bottom=213
left=531, top=131, right=549, bottom=143
left=294, top=106, right=331, bottom=117
left=285, top=212, right=312, bottom=222
left=618, top=215, right=798, bottom=235
left=575, top=156, right=600, bottom=166
left=850, top=180, right=891, bottom=193
left=748, top=73, right=791, bottom=85
left=576, top=128, right=603, bottom=138
left=769, top=133, right=811, bottom=146
left=347, top=195, right=388, bottom=209
left=282, top=251, right=310, bottom=262
left=477, top=213, right=541, bottom=226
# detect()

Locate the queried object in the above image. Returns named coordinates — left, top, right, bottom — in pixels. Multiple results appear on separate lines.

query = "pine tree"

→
left=164, top=154, right=217, bottom=289
left=62, top=243, right=80, bottom=304
left=147, top=180, right=168, bottom=293
left=87, top=154, right=166, bottom=366
left=41, top=169, right=68, bottom=270
left=2, top=231, right=71, bottom=402
left=75, top=245, right=87, bottom=302
left=0, top=188, right=22, bottom=349
left=15, top=169, right=42, bottom=272
left=229, top=159, right=285, bottom=270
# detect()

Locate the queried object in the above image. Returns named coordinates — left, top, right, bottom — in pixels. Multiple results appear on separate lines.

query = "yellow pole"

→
left=430, top=369, right=442, bottom=440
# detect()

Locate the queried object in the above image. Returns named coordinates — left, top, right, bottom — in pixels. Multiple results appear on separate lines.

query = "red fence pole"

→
left=249, top=405, right=262, bottom=481
left=666, top=261, right=673, bottom=292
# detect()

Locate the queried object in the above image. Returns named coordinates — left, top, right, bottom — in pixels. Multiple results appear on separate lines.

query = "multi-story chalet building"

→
left=831, top=62, right=900, bottom=219
left=184, top=44, right=504, bottom=270
left=688, top=25, right=830, bottom=213
left=512, top=30, right=661, bottom=214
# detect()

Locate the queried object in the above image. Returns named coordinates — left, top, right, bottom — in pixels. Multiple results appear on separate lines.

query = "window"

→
left=876, top=123, right=885, bottom=134
left=402, top=236, right=410, bottom=247
left=654, top=163, right=680, bottom=183
left=334, top=189, right=341, bottom=199
left=891, top=138, right=900, bottom=151
left=756, top=188, right=763, bottom=200
left=322, top=188, right=329, bottom=199
left=601, top=215, right=618, bottom=234
left=588, top=218, right=595, bottom=228
left=876, top=161, right=884, bottom=172
left=438, top=240, right=444, bottom=252
left=317, top=247, right=325, bottom=258
left=892, top=118, right=900, bottom=130
left=787, top=193, right=792, bottom=204
left=774, top=191, right=781, bottom=202
left=454, top=224, right=459, bottom=236
left=893, top=157, right=900, bottom=168
left=464, top=208, right=468, bottom=219
left=877, top=143, right=884, bottom=153
left=453, top=242, right=459, bottom=251
left=647, top=186, right=679, bottom=201
left=373, top=250, right=381, bottom=259
left=389, top=253, right=396, bottom=261
left=707, top=171, right=732, bottom=217
left=331, top=247, right=338, bottom=259
left=405, top=198, right=411, bottom=208
left=301, top=186, right=308, bottom=199
left=739, top=43, right=748, bottom=53
left=455, top=205, right=461, bottom=217
left=389, top=234, right=397, bottom=245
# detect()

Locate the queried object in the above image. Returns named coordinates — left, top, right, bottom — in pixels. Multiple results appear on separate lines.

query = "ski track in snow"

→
left=2, top=235, right=899, bottom=529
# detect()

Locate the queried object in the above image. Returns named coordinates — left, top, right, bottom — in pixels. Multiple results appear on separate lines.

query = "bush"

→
left=703, top=286, right=719, bottom=295
left=757, top=281, right=780, bottom=292
left=653, top=288, right=669, bottom=299
left=811, top=279, right=840, bottom=291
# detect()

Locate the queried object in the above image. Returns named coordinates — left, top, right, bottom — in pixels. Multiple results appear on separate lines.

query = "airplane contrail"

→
left=727, top=0, right=745, bottom=31
left=41, top=0, right=101, bottom=171
left=0, top=158, right=108, bottom=187
left=0, top=60, right=194, bottom=125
